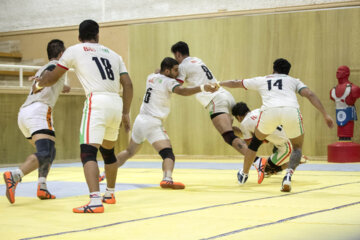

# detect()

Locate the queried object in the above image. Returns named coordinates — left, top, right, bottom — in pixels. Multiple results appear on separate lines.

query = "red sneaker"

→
left=254, top=158, right=267, bottom=184
left=102, top=193, right=116, bottom=204
left=99, top=172, right=106, bottom=182
left=37, top=185, right=56, bottom=200
left=160, top=180, right=185, bottom=189
left=3, top=171, right=18, bottom=204
left=73, top=203, right=104, bottom=213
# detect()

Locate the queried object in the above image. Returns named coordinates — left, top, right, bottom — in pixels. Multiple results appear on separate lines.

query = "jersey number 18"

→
left=92, top=57, right=114, bottom=80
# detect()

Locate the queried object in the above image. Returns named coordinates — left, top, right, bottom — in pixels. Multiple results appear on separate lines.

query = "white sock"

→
left=89, top=192, right=102, bottom=205
left=12, top=169, right=24, bottom=182
left=104, top=188, right=115, bottom=197
left=163, top=170, right=173, bottom=181
left=38, top=177, right=47, bottom=190
left=286, top=168, right=294, bottom=176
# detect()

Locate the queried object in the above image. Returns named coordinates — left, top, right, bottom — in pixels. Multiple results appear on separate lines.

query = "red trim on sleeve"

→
left=57, top=63, right=69, bottom=70
left=241, top=80, right=247, bottom=90
left=176, top=79, right=184, bottom=84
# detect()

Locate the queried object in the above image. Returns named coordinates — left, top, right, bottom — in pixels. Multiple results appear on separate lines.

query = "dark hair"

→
left=79, top=19, right=99, bottom=41
left=273, top=58, right=291, bottom=75
left=232, top=102, right=250, bottom=117
left=160, top=57, right=179, bottom=72
left=47, top=39, right=65, bottom=60
left=171, top=41, right=190, bottom=56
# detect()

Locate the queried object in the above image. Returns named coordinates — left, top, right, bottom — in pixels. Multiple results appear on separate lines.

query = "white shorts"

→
left=131, top=114, right=169, bottom=145
left=257, top=107, right=304, bottom=139
left=80, top=92, right=123, bottom=144
left=270, top=140, right=293, bottom=166
left=18, top=102, right=54, bottom=139
left=206, top=90, right=235, bottom=115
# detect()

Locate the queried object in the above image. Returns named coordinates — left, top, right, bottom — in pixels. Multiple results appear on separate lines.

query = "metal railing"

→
left=0, top=64, right=72, bottom=87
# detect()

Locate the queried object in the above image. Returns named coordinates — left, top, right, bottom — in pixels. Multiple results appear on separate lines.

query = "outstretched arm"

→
left=120, top=73, right=133, bottom=132
left=219, top=79, right=244, bottom=88
left=300, top=88, right=334, bottom=128
left=173, top=83, right=218, bottom=96
left=38, top=66, right=67, bottom=87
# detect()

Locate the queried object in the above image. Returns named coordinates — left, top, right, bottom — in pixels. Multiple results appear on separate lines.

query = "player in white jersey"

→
left=231, top=102, right=302, bottom=183
left=3, top=40, right=70, bottom=204
left=171, top=41, right=248, bottom=156
left=220, top=58, right=334, bottom=192
left=99, top=57, right=217, bottom=189
left=32, top=20, right=133, bottom=213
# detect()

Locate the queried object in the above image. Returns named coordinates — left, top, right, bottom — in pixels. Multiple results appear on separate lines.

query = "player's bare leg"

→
left=99, top=140, right=119, bottom=204
left=73, top=143, right=104, bottom=213
left=99, top=139, right=142, bottom=182
left=239, top=129, right=268, bottom=184
left=282, top=134, right=304, bottom=192
left=211, top=113, right=247, bottom=155
left=153, top=140, right=184, bottom=189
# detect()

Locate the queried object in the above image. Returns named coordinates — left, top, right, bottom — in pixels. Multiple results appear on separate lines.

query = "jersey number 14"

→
left=267, top=79, right=283, bottom=90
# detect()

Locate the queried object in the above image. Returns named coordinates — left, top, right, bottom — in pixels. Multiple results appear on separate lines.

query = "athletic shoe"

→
left=99, top=172, right=106, bottom=182
left=73, top=203, right=104, bottom=213
left=300, top=155, right=309, bottom=164
left=281, top=173, right=292, bottom=192
left=237, top=169, right=248, bottom=184
left=37, top=185, right=56, bottom=200
left=3, top=171, right=18, bottom=204
left=160, top=180, right=185, bottom=189
left=254, top=157, right=267, bottom=184
left=102, top=193, right=116, bottom=204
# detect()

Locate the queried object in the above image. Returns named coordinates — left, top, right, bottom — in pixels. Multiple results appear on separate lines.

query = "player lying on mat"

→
left=231, top=102, right=307, bottom=184
left=99, top=57, right=218, bottom=189
left=3, top=39, right=70, bottom=204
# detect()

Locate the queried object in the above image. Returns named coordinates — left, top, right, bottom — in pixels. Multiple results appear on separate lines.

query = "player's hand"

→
left=62, top=85, right=71, bottom=93
left=204, top=83, right=219, bottom=93
left=324, top=114, right=335, bottom=128
left=121, top=113, right=131, bottom=132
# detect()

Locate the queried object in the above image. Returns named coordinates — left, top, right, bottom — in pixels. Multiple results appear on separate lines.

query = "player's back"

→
left=243, top=74, right=307, bottom=109
left=139, top=73, right=180, bottom=120
left=58, top=43, right=126, bottom=95
left=22, top=60, right=65, bottom=109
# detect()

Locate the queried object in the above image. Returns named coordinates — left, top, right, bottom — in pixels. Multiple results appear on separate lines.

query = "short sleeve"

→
left=239, top=123, right=253, bottom=140
left=176, top=64, right=186, bottom=83
left=167, top=79, right=181, bottom=92
left=242, top=77, right=262, bottom=90
left=295, top=78, right=307, bottom=93
left=57, top=47, right=74, bottom=70
left=119, top=55, right=128, bottom=75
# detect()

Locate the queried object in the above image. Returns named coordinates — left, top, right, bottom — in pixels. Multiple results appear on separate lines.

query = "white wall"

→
left=0, top=0, right=354, bottom=32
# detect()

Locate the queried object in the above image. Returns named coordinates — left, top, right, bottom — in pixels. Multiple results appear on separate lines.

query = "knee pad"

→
left=248, top=136, right=263, bottom=152
left=35, top=139, right=55, bottom=166
left=80, top=144, right=98, bottom=165
left=99, top=146, right=117, bottom=164
left=222, top=131, right=238, bottom=146
left=35, top=139, right=55, bottom=177
left=159, top=148, right=175, bottom=161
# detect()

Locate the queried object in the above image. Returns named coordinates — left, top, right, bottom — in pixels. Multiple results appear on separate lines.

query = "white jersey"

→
left=242, top=74, right=307, bottom=110
left=22, top=60, right=65, bottom=109
left=139, top=73, right=181, bottom=120
left=58, top=43, right=127, bottom=95
left=239, top=109, right=288, bottom=146
left=177, top=56, right=227, bottom=107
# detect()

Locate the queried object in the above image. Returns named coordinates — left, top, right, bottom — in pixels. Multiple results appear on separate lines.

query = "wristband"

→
left=200, top=84, right=205, bottom=92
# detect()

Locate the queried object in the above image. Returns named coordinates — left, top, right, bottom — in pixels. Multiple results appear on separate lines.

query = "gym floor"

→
left=1, top=158, right=360, bottom=240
